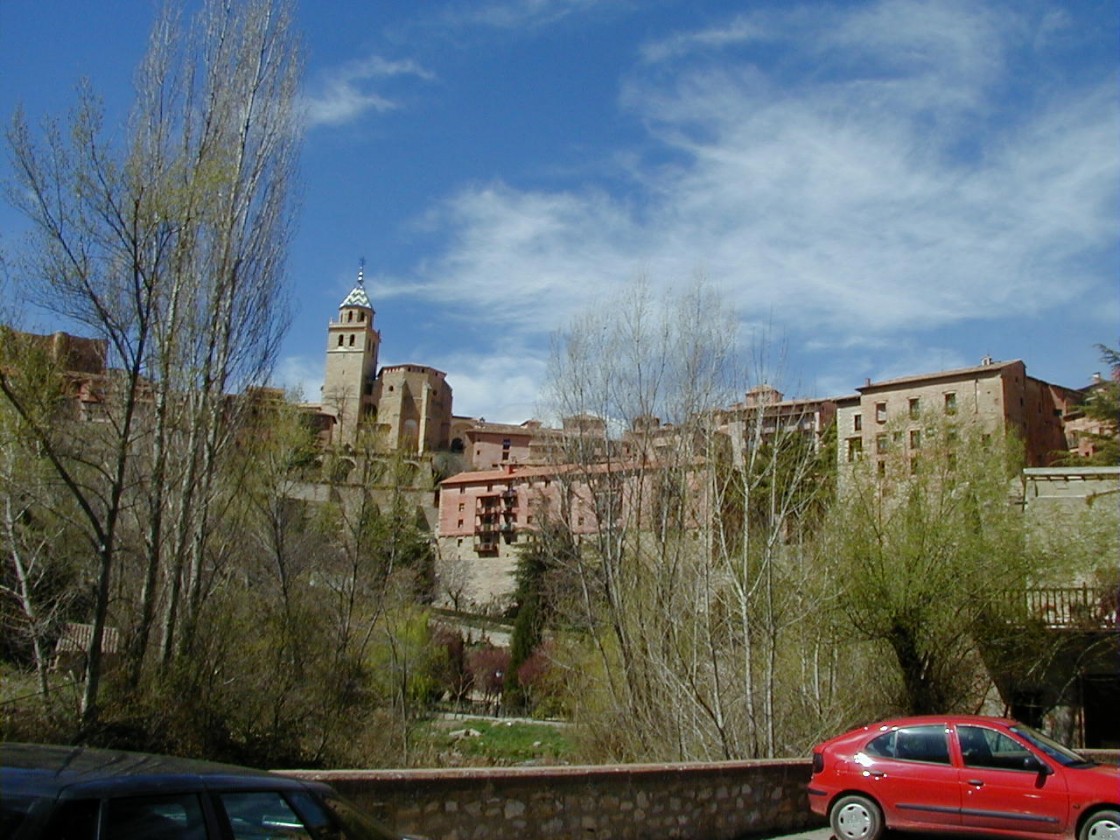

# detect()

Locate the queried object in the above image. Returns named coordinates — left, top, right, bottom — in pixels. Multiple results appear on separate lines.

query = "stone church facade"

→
left=319, top=266, right=452, bottom=453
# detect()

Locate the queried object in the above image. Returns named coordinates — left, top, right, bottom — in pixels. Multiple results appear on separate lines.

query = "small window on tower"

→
left=358, top=312, right=365, bottom=322
left=348, top=334, right=355, bottom=346
left=337, top=335, right=343, bottom=347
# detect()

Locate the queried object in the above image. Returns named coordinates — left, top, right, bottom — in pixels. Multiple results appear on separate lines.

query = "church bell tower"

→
left=322, top=261, right=380, bottom=445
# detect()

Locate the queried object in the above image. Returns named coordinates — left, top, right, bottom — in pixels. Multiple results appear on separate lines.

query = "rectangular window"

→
left=457, top=503, right=464, bottom=512
left=909, top=398, right=920, bottom=419
left=106, top=794, right=206, bottom=839
left=944, top=392, right=957, bottom=414
left=847, top=437, right=863, bottom=462
left=853, top=413, right=862, bottom=432
left=910, top=429, right=922, bottom=449
left=876, top=434, right=888, bottom=454
left=876, top=402, right=887, bottom=423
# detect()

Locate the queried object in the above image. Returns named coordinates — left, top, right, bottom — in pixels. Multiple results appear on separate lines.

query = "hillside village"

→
left=4, top=266, right=1118, bottom=755
left=306, top=269, right=1116, bottom=603
left=24, top=268, right=1116, bottom=607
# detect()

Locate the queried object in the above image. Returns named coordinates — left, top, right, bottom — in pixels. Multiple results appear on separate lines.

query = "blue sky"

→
left=2, top=0, right=1117, bottom=423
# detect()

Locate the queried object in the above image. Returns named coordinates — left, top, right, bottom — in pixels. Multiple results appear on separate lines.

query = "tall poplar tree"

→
left=2, top=0, right=302, bottom=728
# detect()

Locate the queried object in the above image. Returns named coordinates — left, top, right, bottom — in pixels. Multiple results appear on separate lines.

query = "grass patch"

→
left=416, top=717, right=575, bottom=766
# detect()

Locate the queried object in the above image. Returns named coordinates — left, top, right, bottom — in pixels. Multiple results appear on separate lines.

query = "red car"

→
left=808, top=715, right=1120, bottom=840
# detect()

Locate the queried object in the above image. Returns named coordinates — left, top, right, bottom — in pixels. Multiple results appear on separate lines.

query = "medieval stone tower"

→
left=322, top=264, right=380, bottom=446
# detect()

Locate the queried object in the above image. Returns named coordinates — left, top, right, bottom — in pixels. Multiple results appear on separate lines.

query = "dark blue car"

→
left=1, top=742, right=424, bottom=840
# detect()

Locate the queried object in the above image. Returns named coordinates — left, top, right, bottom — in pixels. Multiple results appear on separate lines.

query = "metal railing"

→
left=1007, top=586, right=1120, bottom=630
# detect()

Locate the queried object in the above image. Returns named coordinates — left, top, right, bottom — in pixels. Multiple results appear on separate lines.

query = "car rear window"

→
left=866, top=725, right=951, bottom=764
left=219, top=791, right=315, bottom=839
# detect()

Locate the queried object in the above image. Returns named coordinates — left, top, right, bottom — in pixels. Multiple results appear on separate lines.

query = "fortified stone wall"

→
left=287, top=759, right=819, bottom=840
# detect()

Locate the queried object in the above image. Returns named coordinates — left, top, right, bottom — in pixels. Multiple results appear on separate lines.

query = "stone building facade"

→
left=318, top=267, right=453, bottom=454
left=372, top=364, right=452, bottom=453
left=835, top=357, right=1083, bottom=470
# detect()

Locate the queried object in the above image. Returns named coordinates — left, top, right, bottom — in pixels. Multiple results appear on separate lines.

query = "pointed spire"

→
left=339, top=257, right=373, bottom=309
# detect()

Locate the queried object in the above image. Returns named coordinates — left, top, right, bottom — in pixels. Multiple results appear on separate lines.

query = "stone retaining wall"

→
left=288, top=759, right=819, bottom=840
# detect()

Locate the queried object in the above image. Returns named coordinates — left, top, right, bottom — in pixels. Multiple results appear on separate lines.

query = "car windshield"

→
left=1011, top=724, right=1095, bottom=768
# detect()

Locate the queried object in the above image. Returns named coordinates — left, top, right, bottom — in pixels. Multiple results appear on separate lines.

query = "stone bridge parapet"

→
left=286, top=758, right=819, bottom=840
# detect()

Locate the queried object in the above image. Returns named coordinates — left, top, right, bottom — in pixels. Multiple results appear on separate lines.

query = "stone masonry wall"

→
left=287, top=759, right=820, bottom=840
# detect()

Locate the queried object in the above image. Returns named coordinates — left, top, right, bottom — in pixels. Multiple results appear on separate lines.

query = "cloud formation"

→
left=403, top=1, right=1117, bottom=373
left=302, top=55, right=433, bottom=128
left=284, top=0, right=1116, bottom=419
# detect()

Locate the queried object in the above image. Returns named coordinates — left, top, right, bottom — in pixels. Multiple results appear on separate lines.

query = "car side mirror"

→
left=1024, top=755, right=1052, bottom=776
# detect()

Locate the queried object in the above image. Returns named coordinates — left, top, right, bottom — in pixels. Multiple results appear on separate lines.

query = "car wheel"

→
left=830, top=794, right=884, bottom=840
left=1080, top=810, right=1120, bottom=840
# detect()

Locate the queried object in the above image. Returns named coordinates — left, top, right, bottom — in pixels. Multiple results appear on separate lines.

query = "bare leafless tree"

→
left=2, top=0, right=301, bottom=727
left=538, top=277, right=839, bottom=761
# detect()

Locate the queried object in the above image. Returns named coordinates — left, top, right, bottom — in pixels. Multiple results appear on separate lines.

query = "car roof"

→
left=1, top=742, right=316, bottom=800
left=868, top=715, right=1020, bottom=729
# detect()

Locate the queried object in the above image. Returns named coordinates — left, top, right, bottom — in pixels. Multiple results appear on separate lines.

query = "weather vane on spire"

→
left=357, top=257, right=366, bottom=287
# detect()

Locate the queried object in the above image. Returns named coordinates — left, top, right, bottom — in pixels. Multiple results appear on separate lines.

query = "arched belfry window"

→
left=347, top=311, right=353, bottom=323
left=349, top=334, right=355, bottom=346
left=337, top=335, right=344, bottom=347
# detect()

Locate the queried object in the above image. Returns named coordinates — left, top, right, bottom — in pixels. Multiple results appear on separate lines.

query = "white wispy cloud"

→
left=452, top=0, right=621, bottom=31
left=403, top=0, right=1117, bottom=366
left=302, top=55, right=434, bottom=129
left=639, top=13, right=774, bottom=64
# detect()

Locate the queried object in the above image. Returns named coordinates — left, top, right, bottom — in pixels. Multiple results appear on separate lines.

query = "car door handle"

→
left=967, top=779, right=984, bottom=787
left=867, top=771, right=886, bottom=778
